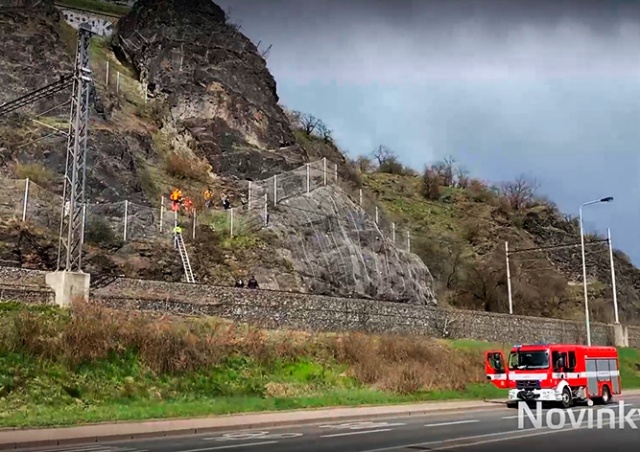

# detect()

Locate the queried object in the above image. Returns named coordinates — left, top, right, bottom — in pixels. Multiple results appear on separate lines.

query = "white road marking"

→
left=354, top=427, right=555, bottom=452
left=424, top=420, right=479, bottom=427
left=429, top=425, right=585, bottom=450
left=15, top=446, right=145, bottom=452
left=204, top=431, right=303, bottom=441
left=175, top=441, right=278, bottom=452
left=318, top=421, right=405, bottom=430
left=320, top=428, right=392, bottom=438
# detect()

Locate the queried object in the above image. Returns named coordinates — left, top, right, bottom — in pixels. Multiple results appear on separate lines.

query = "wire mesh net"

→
left=247, top=178, right=270, bottom=210
left=84, top=201, right=127, bottom=244
left=272, top=185, right=431, bottom=302
left=24, top=180, right=61, bottom=230
left=2, top=158, right=413, bottom=256
left=0, top=178, right=27, bottom=221
left=125, top=201, right=159, bottom=241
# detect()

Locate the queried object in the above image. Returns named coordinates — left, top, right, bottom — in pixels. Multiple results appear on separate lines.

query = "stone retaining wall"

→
left=3, top=267, right=639, bottom=347
left=0, top=284, right=53, bottom=304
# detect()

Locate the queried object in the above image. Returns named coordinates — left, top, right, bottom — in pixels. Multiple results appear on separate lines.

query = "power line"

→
left=508, top=239, right=608, bottom=255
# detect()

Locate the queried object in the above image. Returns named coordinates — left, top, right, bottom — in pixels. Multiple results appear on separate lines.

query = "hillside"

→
left=357, top=156, right=640, bottom=323
left=1, top=0, right=640, bottom=321
left=0, top=0, right=435, bottom=303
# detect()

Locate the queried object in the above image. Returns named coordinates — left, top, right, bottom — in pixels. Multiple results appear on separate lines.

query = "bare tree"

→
left=316, top=121, right=333, bottom=143
left=455, top=166, right=470, bottom=188
left=354, top=155, right=374, bottom=173
left=371, top=145, right=395, bottom=166
left=442, top=155, right=456, bottom=187
left=500, top=174, right=540, bottom=211
left=299, top=113, right=321, bottom=135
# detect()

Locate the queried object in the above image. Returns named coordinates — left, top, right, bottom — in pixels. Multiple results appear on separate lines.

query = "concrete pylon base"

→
left=45, top=271, right=91, bottom=308
left=613, top=323, right=629, bottom=348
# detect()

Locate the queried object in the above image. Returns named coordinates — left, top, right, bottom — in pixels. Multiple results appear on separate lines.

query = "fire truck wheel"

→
left=560, top=387, right=573, bottom=409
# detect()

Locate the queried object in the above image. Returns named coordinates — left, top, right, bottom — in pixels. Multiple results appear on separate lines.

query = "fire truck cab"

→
left=485, top=343, right=621, bottom=408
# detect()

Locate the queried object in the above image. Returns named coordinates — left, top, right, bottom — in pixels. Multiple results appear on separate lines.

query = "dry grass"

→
left=1, top=301, right=486, bottom=395
left=13, top=162, right=55, bottom=188
left=164, top=151, right=212, bottom=182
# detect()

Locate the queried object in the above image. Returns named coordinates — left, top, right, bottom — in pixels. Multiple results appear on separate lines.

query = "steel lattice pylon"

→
left=57, top=23, right=94, bottom=272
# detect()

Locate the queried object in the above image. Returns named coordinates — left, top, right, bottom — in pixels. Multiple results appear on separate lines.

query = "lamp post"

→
left=579, top=196, right=613, bottom=346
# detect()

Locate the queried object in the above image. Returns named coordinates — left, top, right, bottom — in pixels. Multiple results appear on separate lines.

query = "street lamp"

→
left=579, top=196, right=613, bottom=346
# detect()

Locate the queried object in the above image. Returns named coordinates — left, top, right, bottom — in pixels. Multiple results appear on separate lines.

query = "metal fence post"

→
left=263, top=193, right=268, bottom=226
left=273, top=175, right=277, bottom=206
left=192, top=209, right=197, bottom=240
left=323, top=157, right=327, bottom=185
left=392, top=222, right=396, bottom=243
left=123, top=200, right=129, bottom=241
left=230, top=207, right=234, bottom=237
left=22, top=178, right=30, bottom=222
left=306, top=163, right=310, bottom=194
left=159, top=196, right=164, bottom=232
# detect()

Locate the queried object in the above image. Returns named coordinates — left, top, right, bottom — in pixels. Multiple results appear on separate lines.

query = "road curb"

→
left=0, top=400, right=505, bottom=450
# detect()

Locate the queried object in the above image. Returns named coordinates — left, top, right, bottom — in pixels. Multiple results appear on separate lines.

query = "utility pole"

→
left=57, top=23, right=94, bottom=272
left=607, top=228, right=619, bottom=324
left=505, top=241, right=513, bottom=314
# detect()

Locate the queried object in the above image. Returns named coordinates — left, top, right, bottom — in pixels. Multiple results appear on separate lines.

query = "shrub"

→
left=421, top=168, right=441, bottom=200
left=14, top=162, right=55, bottom=188
left=0, top=302, right=486, bottom=394
left=467, top=179, right=494, bottom=203
left=164, top=151, right=211, bottom=182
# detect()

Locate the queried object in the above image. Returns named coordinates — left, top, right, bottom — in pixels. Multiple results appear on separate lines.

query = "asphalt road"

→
left=13, top=396, right=640, bottom=452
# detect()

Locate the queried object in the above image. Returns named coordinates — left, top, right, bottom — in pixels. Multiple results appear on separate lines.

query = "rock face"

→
left=268, top=185, right=437, bottom=304
left=112, top=0, right=302, bottom=180
left=0, top=0, right=72, bottom=112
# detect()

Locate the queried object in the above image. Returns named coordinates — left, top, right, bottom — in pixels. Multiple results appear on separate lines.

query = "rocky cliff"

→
left=0, top=0, right=72, bottom=113
left=112, top=0, right=302, bottom=180
left=0, top=0, right=438, bottom=304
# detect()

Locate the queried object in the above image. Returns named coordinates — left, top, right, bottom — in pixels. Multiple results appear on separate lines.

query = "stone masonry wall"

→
left=2, top=266, right=640, bottom=347
left=94, top=277, right=617, bottom=345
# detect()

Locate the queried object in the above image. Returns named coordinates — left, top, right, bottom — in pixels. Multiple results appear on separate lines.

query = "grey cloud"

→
left=217, top=0, right=640, bottom=83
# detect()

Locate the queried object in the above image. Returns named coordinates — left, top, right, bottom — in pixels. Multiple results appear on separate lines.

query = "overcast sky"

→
left=215, top=0, right=640, bottom=265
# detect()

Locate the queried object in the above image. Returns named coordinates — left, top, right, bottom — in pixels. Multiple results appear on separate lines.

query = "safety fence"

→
left=0, top=158, right=412, bottom=252
left=0, top=179, right=265, bottom=244
left=247, top=158, right=412, bottom=252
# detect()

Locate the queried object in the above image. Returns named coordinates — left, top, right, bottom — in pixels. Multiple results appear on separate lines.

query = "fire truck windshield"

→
left=508, top=349, right=549, bottom=370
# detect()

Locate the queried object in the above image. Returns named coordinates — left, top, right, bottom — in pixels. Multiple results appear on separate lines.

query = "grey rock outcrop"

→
left=267, top=185, right=436, bottom=304
left=0, top=0, right=72, bottom=111
left=112, top=0, right=302, bottom=180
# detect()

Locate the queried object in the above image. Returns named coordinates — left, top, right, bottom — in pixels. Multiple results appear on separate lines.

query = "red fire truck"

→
left=485, top=343, right=621, bottom=408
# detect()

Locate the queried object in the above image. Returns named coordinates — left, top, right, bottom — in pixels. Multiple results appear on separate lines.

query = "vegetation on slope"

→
left=335, top=147, right=636, bottom=323
left=2, top=301, right=640, bottom=428
left=0, top=301, right=505, bottom=427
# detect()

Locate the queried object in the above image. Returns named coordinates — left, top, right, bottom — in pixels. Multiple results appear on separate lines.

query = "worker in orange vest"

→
left=170, top=189, right=182, bottom=211
left=204, top=188, right=213, bottom=208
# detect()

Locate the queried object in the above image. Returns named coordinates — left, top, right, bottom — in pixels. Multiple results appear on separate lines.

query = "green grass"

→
left=0, top=351, right=502, bottom=428
left=2, top=303, right=638, bottom=429
left=0, top=303, right=502, bottom=428
left=55, top=0, right=130, bottom=17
